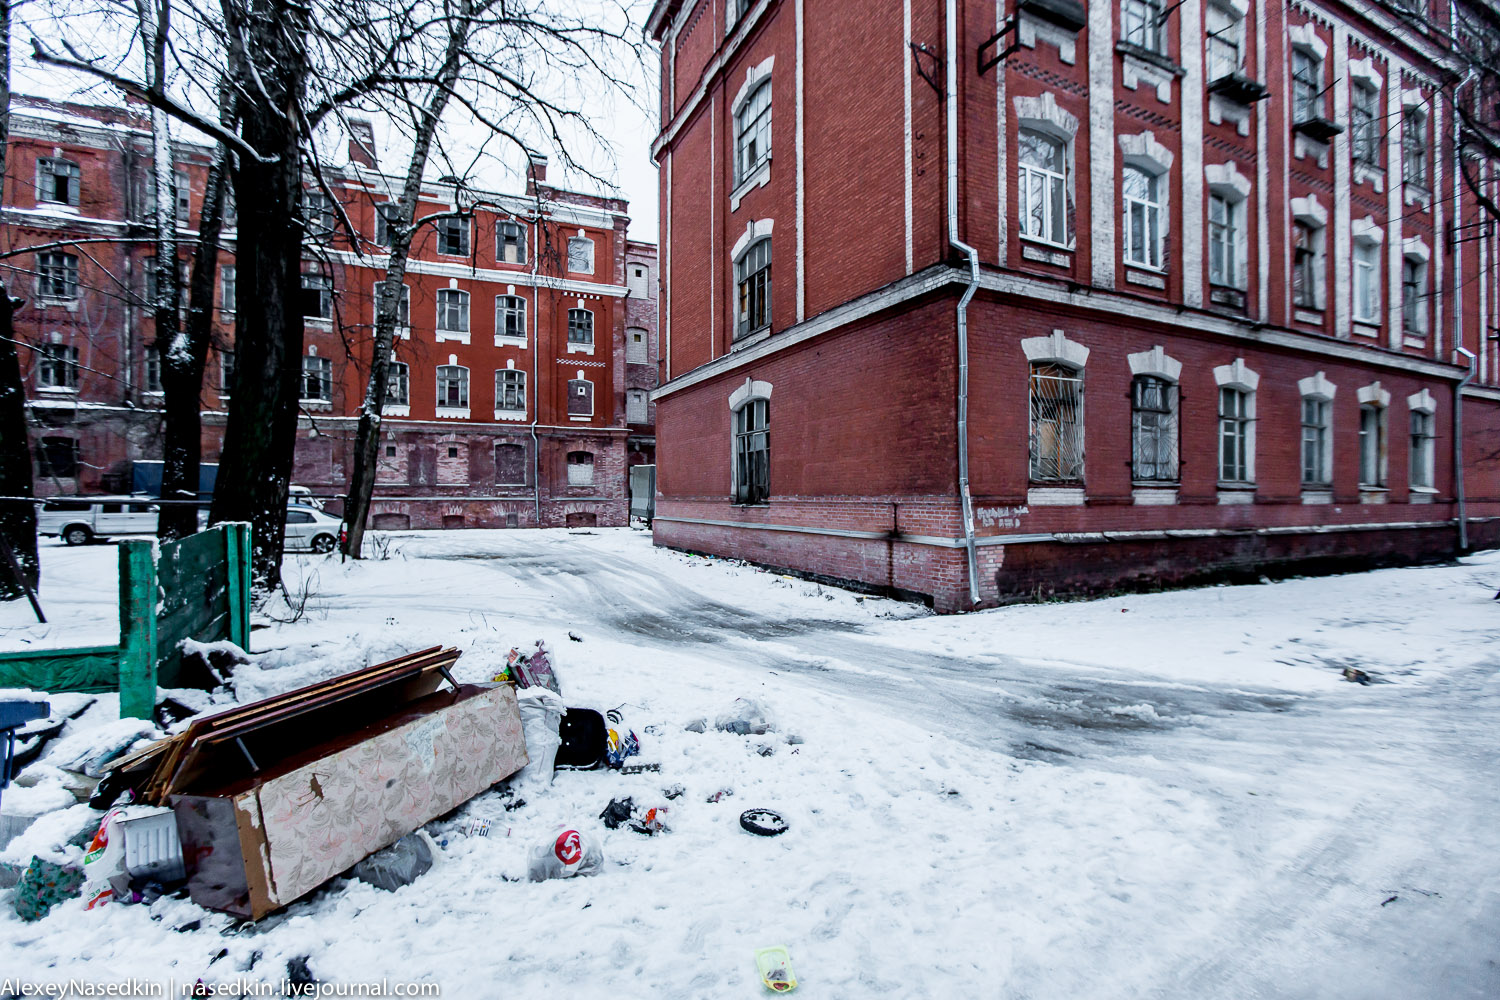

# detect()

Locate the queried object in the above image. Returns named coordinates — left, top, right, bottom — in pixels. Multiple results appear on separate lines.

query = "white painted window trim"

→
left=567, top=234, right=595, bottom=275
left=728, top=376, right=774, bottom=411
left=728, top=377, right=772, bottom=506
left=1127, top=345, right=1182, bottom=381
left=1205, top=163, right=1251, bottom=291
left=1288, top=24, right=1328, bottom=61
left=731, top=218, right=775, bottom=261
left=1407, top=388, right=1436, bottom=414
left=1015, top=95, right=1079, bottom=251
left=1214, top=358, right=1257, bottom=485
left=1120, top=132, right=1172, bottom=273
left=1351, top=223, right=1383, bottom=326
left=1357, top=380, right=1392, bottom=408
left=1021, top=329, right=1090, bottom=368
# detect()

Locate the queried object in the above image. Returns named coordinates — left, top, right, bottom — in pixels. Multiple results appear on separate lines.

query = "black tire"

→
left=310, top=534, right=336, bottom=553
left=63, top=525, right=92, bottom=546
left=739, top=808, right=788, bottom=837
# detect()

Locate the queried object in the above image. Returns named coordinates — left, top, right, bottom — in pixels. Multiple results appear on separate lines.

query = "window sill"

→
left=1132, top=485, right=1178, bottom=505
left=729, top=159, right=772, bottom=212
left=494, top=409, right=527, bottom=421
left=1359, top=486, right=1389, bottom=504
left=1300, top=489, right=1333, bottom=505
left=1020, top=242, right=1074, bottom=268
left=436, top=330, right=471, bottom=345
left=436, top=250, right=472, bottom=260
left=1403, top=333, right=1428, bottom=348
left=1409, top=486, right=1436, bottom=504
left=299, top=399, right=333, bottom=411
left=731, top=502, right=771, bottom=508
left=1114, top=41, right=1184, bottom=76
left=568, top=415, right=592, bottom=422
left=732, top=327, right=771, bottom=351
left=384, top=404, right=410, bottom=417
left=1217, top=485, right=1256, bottom=505
left=1125, top=267, right=1167, bottom=290
left=494, top=335, right=528, bottom=348
left=1293, top=308, right=1325, bottom=325
left=567, top=267, right=595, bottom=277
left=435, top=406, right=470, bottom=419
left=1020, top=234, right=1075, bottom=253
left=567, top=342, right=596, bottom=355
left=36, top=386, right=79, bottom=395
left=1353, top=321, right=1381, bottom=337
left=305, top=318, right=333, bottom=329
left=395, top=326, right=410, bottom=341
left=1027, top=486, right=1085, bottom=506
left=36, top=297, right=79, bottom=311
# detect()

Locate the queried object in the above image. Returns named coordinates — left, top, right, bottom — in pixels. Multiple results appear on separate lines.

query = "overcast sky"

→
left=14, top=1, right=664, bottom=244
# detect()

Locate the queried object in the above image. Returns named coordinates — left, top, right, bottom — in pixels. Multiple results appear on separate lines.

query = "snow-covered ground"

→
left=2, top=529, right=1499, bottom=998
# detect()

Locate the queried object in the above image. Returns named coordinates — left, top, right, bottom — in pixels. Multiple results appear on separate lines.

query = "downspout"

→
left=946, top=0, right=981, bottom=608
left=1454, top=346, right=1475, bottom=552
left=528, top=201, right=542, bottom=527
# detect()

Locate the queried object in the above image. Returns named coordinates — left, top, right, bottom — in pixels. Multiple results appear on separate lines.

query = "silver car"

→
left=284, top=505, right=343, bottom=553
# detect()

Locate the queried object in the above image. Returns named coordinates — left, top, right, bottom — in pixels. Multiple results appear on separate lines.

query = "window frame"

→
left=567, top=307, right=595, bottom=347
left=1028, top=361, right=1085, bottom=483
left=300, top=355, right=333, bottom=402
left=733, top=396, right=770, bottom=504
left=36, top=251, right=80, bottom=300
left=1409, top=409, right=1435, bottom=489
left=375, top=204, right=403, bottom=248
left=300, top=270, right=334, bottom=321
left=1205, top=3, right=1243, bottom=80
left=221, top=265, right=237, bottom=317
left=1122, top=166, right=1165, bottom=271
left=1401, top=256, right=1427, bottom=333
left=1121, top=0, right=1165, bottom=53
left=1292, top=220, right=1323, bottom=310
left=735, top=237, right=772, bottom=340
left=375, top=281, right=411, bottom=331
left=497, top=220, right=528, bottom=264
left=1358, top=402, right=1387, bottom=488
left=1017, top=128, right=1070, bottom=248
left=1130, top=375, right=1179, bottom=482
left=1300, top=395, right=1332, bottom=486
left=37, top=157, right=81, bottom=207
left=1291, top=49, right=1323, bottom=122
left=495, top=368, right=526, bottom=413
left=436, top=288, right=471, bottom=336
left=436, top=363, right=470, bottom=409
left=301, top=190, right=337, bottom=242
left=385, top=360, right=410, bottom=406
left=437, top=216, right=471, bottom=257
left=1217, top=386, right=1253, bottom=484
left=1402, top=107, right=1428, bottom=188
left=1351, top=84, right=1380, bottom=166
left=496, top=295, right=527, bottom=342
left=37, top=342, right=80, bottom=391
left=735, top=80, right=773, bottom=186
left=1353, top=240, right=1381, bottom=324
left=1208, top=193, right=1239, bottom=288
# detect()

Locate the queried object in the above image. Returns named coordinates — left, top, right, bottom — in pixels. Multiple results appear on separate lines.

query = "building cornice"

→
left=321, top=249, right=629, bottom=298
left=651, top=265, right=1470, bottom=400
left=651, top=0, right=775, bottom=162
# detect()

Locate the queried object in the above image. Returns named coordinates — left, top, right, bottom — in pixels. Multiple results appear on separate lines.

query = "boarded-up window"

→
left=568, top=378, right=593, bottom=417
left=37, top=437, right=79, bottom=478
left=377, top=441, right=408, bottom=483
left=627, top=389, right=648, bottom=423
left=496, top=443, right=527, bottom=485
left=295, top=437, right=335, bottom=484
left=626, top=327, right=648, bottom=364
left=371, top=512, right=410, bottom=530
left=437, top=441, right=468, bottom=485
left=566, top=512, right=598, bottom=527
left=442, top=513, right=465, bottom=529
left=567, top=451, right=595, bottom=486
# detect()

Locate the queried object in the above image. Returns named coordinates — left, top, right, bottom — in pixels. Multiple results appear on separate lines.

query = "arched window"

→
left=735, top=238, right=771, bottom=340
left=733, top=396, right=770, bottom=504
left=568, top=308, right=594, bottom=346
left=626, top=326, right=649, bottom=364
left=567, top=450, right=595, bottom=486
left=735, top=80, right=772, bottom=184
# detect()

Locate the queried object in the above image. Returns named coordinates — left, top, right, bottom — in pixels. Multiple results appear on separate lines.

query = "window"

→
left=37, top=252, right=79, bottom=299
left=437, top=216, right=470, bottom=256
left=1351, top=85, right=1380, bottom=166
left=567, top=451, right=596, bottom=487
left=1122, top=0, right=1164, bottom=52
left=1409, top=409, right=1435, bottom=488
left=1018, top=129, right=1068, bottom=246
left=221, top=350, right=236, bottom=393
left=1353, top=241, right=1380, bottom=324
left=628, top=264, right=649, bottom=298
left=1292, top=50, right=1322, bottom=122
left=568, top=377, right=594, bottom=417
left=175, top=171, right=191, bottom=222
left=142, top=255, right=190, bottom=307
left=301, top=355, right=332, bottom=401
left=627, top=388, right=649, bottom=423
left=736, top=238, right=772, bottom=339
left=496, top=295, right=527, bottom=340
left=1402, top=257, right=1427, bottom=333
left=221, top=266, right=236, bottom=316
left=1205, top=4, right=1242, bottom=80
left=1300, top=396, right=1331, bottom=485
left=437, top=365, right=469, bottom=408
left=1403, top=107, right=1428, bottom=187
left=437, top=289, right=470, bottom=334
left=733, top=398, right=770, bottom=503
left=497, top=221, right=527, bottom=264
left=735, top=80, right=772, bottom=184
left=301, top=272, right=333, bottom=320
left=145, top=349, right=162, bottom=393
left=626, top=327, right=649, bottom=364
left=496, top=443, right=527, bottom=485
left=567, top=308, right=594, bottom=346
left=302, top=190, right=337, bottom=241
left=567, top=236, right=594, bottom=274
left=377, top=282, right=410, bottom=329
left=496, top=369, right=526, bottom=412
left=37, top=158, right=81, bottom=206
left=387, top=361, right=409, bottom=406
left=1292, top=221, right=1321, bottom=309
left=1029, top=362, right=1084, bottom=482
left=1359, top=404, right=1386, bottom=487
left=1131, top=376, right=1178, bottom=481
left=37, top=437, right=79, bottom=478
left=1208, top=194, right=1239, bottom=287
left=375, top=204, right=402, bottom=248
left=37, top=343, right=79, bottom=390
left=1218, top=387, right=1252, bottom=482
left=1123, top=167, right=1163, bottom=270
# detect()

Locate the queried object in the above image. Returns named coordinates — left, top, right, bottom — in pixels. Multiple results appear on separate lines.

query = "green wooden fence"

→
left=0, top=523, right=251, bottom=718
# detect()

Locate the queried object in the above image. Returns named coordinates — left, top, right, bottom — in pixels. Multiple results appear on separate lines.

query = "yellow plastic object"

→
left=755, top=946, right=797, bottom=993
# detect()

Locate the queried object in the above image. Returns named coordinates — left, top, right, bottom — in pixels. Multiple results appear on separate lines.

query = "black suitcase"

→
left=554, top=707, right=607, bottom=770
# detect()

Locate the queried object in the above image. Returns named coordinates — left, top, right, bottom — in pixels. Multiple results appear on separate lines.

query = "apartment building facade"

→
left=5, top=96, right=658, bottom=529
left=648, top=0, right=1500, bottom=610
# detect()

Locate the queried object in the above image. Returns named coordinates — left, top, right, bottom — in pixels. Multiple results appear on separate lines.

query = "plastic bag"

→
left=80, top=810, right=127, bottom=909
left=604, top=707, right=640, bottom=769
left=514, top=688, right=567, bottom=791
left=351, top=834, right=433, bottom=892
left=714, top=698, right=775, bottom=736
left=527, top=827, right=603, bottom=882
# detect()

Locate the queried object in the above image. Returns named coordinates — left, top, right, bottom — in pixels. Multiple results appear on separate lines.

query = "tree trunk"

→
left=0, top=0, right=36, bottom=599
left=159, top=92, right=232, bottom=541
left=208, top=0, right=308, bottom=589
left=342, top=0, right=471, bottom=559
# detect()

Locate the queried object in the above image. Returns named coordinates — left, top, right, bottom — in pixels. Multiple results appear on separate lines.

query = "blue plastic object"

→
left=0, top=699, right=49, bottom=812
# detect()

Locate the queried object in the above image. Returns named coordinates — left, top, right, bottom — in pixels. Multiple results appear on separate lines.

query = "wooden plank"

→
left=226, top=523, right=250, bottom=651
left=0, top=645, right=119, bottom=693
left=118, top=539, right=158, bottom=720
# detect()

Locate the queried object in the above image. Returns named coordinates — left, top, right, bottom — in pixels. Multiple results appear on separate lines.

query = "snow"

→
left=1, top=530, right=1498, bottom=998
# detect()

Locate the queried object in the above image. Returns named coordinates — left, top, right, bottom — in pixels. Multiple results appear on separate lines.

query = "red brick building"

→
left=647, top=0, right=1500, bottom=610
left=5, top=96, right=658, bottom=529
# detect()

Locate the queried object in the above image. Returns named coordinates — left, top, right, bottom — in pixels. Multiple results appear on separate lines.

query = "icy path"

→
left=2, top=530, right=1498, bottom=998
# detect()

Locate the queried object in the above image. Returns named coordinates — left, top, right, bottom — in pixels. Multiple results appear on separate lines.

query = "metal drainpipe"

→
left=947, top=0, right=981, bottom=608
left=527, top=199, right=543, bottom=527
left=1455, top=346, right=1475, bottom=551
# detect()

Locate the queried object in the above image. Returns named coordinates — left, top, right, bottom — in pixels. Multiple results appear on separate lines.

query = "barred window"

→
left=567, top=308, right=594, bottom=346
left=1029, top=362, right=1083, bottom=482
left=736, top=238, right=771, bottom=339
left=37, top=252, right=79, bottom=299
left=1131, top=376, right=1178, bottom=482
left=734, top=397, right=770, bottom=504
left=496, top=369, right=526, bottom=412
left=301, top=355, right=332, bottom=401
left=497, top=295, right=527, bottom=340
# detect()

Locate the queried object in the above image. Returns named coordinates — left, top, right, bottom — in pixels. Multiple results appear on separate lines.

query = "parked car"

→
left=284, top=505, right=343, bottom=553
left=287, top=485, right=324, bottom=510
left=37, top=497, right=159, bottom=545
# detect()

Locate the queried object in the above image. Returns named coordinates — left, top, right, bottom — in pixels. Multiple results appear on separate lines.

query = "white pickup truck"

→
left=37, top=497, right=160, bottom=545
